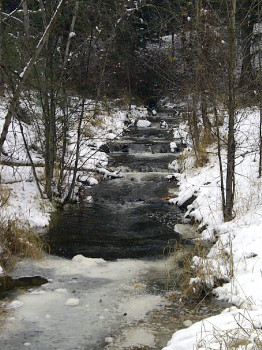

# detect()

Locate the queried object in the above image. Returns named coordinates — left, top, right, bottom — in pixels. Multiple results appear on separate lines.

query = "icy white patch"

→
left=65, top=298, right=80, bottom=306
left=72, top=254, right=106, bottom=267
left=160, top=120, right=168, bottom=129
left=121, top=328, right=155, bottom=348
left=170, top=142, right=177, bottom=152
left=6, top=300, right=24, bottom=309
left=119, top=295, right=162, bottom=321
left=54, top=288, right=67, bottom=293
left=69, top=31, right=76, bottom=38
left=105, top=336, right=113, bottom=344
left=0, top=256, right=168, bottom=349
left=137, top=119, right=151, bottom=128
left=88, top=177, right=98, bottom=186
left=85, top=196, right=93, bottom=203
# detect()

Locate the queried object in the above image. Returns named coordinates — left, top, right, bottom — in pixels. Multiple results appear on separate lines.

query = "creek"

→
left=0, top=112, right=226, bottom=350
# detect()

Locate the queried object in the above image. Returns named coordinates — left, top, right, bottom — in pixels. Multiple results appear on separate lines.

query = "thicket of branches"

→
left=0, top=0, right=261, bottom=219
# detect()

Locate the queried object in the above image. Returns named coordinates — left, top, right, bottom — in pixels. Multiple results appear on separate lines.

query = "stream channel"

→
left=0, top=112, right=226, bottom=350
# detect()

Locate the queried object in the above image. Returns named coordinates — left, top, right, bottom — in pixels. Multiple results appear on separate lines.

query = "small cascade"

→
left=47, top=111, right=182, bottom=260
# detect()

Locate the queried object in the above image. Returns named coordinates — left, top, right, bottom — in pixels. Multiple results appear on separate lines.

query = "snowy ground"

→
left=164, top=107, right=262, bottom=349
left=0, top=96, right=147, bottom=273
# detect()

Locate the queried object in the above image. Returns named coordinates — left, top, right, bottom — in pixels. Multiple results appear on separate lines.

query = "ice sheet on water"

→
left=0, top=255, right=168, bottom=350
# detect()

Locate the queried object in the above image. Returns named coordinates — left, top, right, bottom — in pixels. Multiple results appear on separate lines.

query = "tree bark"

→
left=22, top=0, right=30, bottom=45
left=214, top=103, right=226, bottom=213
left=224, top=0, right=236, bottom=222
left=259, top=3, right=262, bottom=177
left=64, top=99, right=84, bottom=203
left=58, top=0, right=80, bottom=193
left=0, top=0, right=4, bottom=96
left=239, top=1, right=256, bottom=98
left=18, top=120, right=44, bottom=199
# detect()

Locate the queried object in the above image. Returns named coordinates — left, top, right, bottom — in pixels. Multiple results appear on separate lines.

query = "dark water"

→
left=47, top=113, right=183, bottom=260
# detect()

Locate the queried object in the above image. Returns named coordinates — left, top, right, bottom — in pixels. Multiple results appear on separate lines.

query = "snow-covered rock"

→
left=136, top=119, right=151, bottom=128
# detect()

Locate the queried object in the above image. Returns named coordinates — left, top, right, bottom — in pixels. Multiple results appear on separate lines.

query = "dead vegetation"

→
left=0, top=218, right=45, bottom=272
left=167, top=239, right=232, bottom=302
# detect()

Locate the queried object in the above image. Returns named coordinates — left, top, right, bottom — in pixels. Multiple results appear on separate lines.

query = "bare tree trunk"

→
left=0, top=0, right=4, bottom=96
left=224, top=0, right=236, bottom=221
left=201, top=93, right=211, bottom=143
left=0, top=0, right=66, bottom=154
left=239, top=1, right=256, bottom=100
left=63, top=0, right=79, bottom=67
left=22, top=0, right=30, bottom=45
left=171, top=30, right=175, bottom=60
left=192, top=92, right=200, bottom=154
left=214, top=104, right=226, bottom=213
left=38, top=0, right=47, bottom=28
left=190, top=0, right=202, bottom=161
left=64, top=99, right=84, bottom=203
left=58, top=0, right=80, bottom=193
left=18, top=120, right=44, bottom=199
left=259, top=3, right=262, bottom=177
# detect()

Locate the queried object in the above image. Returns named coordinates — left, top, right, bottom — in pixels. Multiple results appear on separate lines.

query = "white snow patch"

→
left=65, top=298, right=80, bottom=306
left=6, top=300, right=24, bottom=309
left=137, top=119, right=151, bottom=128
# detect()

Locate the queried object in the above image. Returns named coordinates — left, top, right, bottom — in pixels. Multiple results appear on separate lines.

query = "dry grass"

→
left=0, top=218, right=45, bottom=272
left=0, top=185, right=10, bottom=209
left=167, top=239, right=231, bottom=302
left=195, top=143, right=210, bottom=168
left=195, top=311, right=262, bottom=349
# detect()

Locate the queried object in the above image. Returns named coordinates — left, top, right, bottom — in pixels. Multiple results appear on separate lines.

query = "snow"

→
left=165, top=107, right=262, bottom=349
left=65, top=298, right=80, bottom=306
left=136, top=119, right=151, bottom=127
left=6, top=300, right=24, bottom=309
left=170, top=141, right=177, bottom=152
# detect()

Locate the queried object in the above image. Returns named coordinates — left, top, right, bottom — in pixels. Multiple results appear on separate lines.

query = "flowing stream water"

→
left=0, top=112, right=226, bottom=350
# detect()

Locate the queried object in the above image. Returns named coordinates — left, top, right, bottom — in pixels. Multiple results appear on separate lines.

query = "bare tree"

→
left=0, top=0, right=66, bottom=155
left=224, top=0, right=236, bottom=221
left=0, top=0, right=3, bottom=96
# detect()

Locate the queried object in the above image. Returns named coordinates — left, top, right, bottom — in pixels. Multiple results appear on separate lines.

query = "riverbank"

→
left=0, top=97, right=147, bottom=273
left=165, top=107, right=262, bottom=349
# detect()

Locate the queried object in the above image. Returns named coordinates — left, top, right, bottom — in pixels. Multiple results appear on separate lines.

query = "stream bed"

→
left=0, top=112, right=226, bottom=350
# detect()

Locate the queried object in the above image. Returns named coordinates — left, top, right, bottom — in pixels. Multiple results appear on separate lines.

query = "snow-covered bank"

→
left=164, top=107, right=262, bottom=349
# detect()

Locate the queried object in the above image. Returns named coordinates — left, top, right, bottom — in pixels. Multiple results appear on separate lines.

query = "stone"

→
left=183, top=320, right=193, bottom=327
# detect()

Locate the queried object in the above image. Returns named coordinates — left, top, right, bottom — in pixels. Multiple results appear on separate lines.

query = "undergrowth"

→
left=0, top=218, right=45, bottom=272
left=167, top=239, right=231, bottom=303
